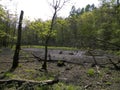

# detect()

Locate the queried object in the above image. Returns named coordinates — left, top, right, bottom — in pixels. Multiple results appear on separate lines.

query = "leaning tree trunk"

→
left=10, top=10, right=24, bottom=72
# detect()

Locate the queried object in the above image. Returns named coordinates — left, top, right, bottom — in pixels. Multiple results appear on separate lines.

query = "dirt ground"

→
left=0, top=48, right=120, bottom=90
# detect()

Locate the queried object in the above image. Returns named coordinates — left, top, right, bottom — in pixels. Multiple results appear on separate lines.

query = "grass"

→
left=52, top=83, right=82, bottom=90
left=35, top=83, right=82, bottom=90
left=3, top=83, right=82, bottom=90
left=0, top=46, right=120, bottom=90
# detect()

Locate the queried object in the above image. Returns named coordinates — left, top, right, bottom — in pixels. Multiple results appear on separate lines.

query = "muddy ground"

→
left=0, top=48, right=120, bottom=90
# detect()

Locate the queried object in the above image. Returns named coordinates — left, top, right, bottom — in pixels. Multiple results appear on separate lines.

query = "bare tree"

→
left=42, top=0, right=70, bottom=70
left=10, top=10, right=24, bottom=72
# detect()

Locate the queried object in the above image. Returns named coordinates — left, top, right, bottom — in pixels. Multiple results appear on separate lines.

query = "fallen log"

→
left=0, top=79, right=59, bottom=86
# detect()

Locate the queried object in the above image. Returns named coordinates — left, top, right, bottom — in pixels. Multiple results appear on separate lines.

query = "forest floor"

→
left=0, top=47, right=120, bottom=90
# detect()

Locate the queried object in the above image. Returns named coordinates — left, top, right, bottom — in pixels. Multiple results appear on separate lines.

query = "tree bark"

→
left=10, top=10, right=24, bottom=72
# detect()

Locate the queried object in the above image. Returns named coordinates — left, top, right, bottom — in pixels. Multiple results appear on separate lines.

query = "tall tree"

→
left=10, top=10, right=24, bottom=72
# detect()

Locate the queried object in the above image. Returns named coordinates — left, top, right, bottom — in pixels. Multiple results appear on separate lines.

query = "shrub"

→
left=87, top=68, right=95, bottom=76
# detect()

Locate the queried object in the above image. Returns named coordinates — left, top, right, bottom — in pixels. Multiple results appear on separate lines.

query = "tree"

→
left=0, top=5, right=8, bottom=47
left=42, top=0, right=70, bottom=70
left=10, top=10, right=24, bottom=72
left=0, top=5, right=18, bottom=48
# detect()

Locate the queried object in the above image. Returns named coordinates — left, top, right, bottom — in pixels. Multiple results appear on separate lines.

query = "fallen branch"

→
left=84, top=83, right=92, bottom=89
left=31, top=53, right=43, bottom=61
left=31, top=53, right=83, bottom=65
left=107, top=57, right=120, bottom=70
left=0, top=79, right=59, bottom=86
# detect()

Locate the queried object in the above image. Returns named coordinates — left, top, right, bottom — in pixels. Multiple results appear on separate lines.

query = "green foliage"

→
left=0, top=30, right=7, bottom=38
left=0, top=0, right=120, bottom=50
left=29, top=20, right=56, bottom=40
left=87, top=68, right=95, bottom=76
left=0, top=5, right=18, bottom=47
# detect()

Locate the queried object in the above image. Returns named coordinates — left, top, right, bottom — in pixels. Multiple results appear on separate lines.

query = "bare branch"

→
left=48, top=0, right=70, bottom=12
left=57, top=0, right=70, bottom=11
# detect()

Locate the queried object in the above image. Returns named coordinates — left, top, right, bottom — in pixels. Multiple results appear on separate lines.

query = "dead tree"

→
left=42, top=0, right=70, bottom=70
left=10, top=10, right=24, bottom=72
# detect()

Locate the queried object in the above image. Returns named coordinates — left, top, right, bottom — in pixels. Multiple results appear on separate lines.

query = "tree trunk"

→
left=42, top=39, right=49, bottom=70
left=42, top=8, right=57, bottom=70
left=10, top=10, right=24, bottom=72
left=117, top=0, right=119, bottom=5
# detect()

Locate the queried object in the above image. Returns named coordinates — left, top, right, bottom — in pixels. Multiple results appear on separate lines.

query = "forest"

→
left=0, top=0, right=120, bottom=90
